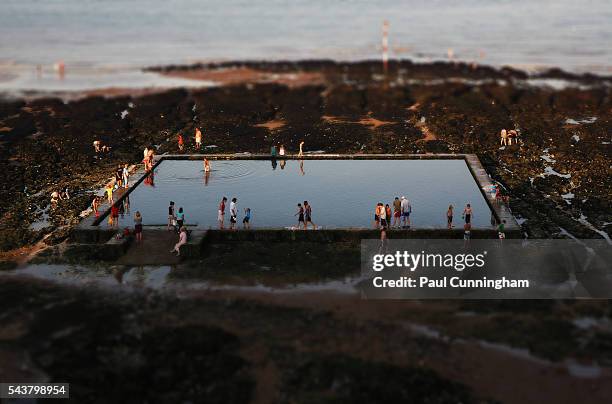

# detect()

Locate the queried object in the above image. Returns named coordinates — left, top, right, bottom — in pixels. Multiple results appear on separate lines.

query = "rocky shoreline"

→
left=0, top=60, right=610, bottom=259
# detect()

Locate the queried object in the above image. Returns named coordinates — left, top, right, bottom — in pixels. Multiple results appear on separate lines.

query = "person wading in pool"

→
left=218, top=197, right=227, bottom=229
left=229, top=198, right=238, bottom=230
left=463, top=203, right=473, bottom=225
left=295, top=203, right=305, bottom=229
left=304, top=201, right=316, bottom=230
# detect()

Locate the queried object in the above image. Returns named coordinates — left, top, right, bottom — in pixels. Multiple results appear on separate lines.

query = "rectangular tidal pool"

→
left=103, top=159, right=495, bottom=229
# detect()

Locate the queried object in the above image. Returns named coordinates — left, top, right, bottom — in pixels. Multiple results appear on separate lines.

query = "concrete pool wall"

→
left=72, top=154, right=520, bottom=247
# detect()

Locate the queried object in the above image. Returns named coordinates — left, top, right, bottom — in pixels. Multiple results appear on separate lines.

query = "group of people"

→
left=115, top=164, right=130, bottom=189
left=142, top=146, right=155, bottom=171
left=374, top=196, right=412, bottom=229
left=217, top=197, right=251, bottom=230
left=500, top=128, right=519, bottom=146
left=271, top=140, right=305, bottom=158
left=93, top=140, right=111, bottom=153
left=50, top=187, right=70, bottom=204
left=177, top=128, right=204, bottom=152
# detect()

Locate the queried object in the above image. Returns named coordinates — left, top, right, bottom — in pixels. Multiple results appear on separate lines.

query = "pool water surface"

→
left=104, top=159, right=494, bottom=229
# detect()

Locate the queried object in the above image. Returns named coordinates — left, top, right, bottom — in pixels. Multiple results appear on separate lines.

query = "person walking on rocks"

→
left=134, top=211, right=143, bottom=242
left=298, top=140, right=305, bottom=157
left=229, top=198, right=238, bottom=230
left=178, top=133, right=184, bottom=152
left=195, top=128, right=202, bottom=150
left=500, top=129, right=507, bottom=146
left=304, top=200, right=316, bottom=230
left=218, top=197, right=227, bottom=229
left=508, top=129, right=517, bottom=146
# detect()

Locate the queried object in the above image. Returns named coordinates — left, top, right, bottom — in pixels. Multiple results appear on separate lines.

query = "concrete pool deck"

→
left=70, top=154, right=520, bottom=261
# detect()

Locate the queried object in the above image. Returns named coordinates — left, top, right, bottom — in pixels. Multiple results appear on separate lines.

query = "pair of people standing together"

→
left=295, top=201, right=316, bottom=229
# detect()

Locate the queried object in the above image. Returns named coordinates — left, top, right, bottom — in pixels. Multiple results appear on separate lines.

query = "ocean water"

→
left=101, top=159, right=494, bottom=229
left=0, top=0, right=610, bottom=91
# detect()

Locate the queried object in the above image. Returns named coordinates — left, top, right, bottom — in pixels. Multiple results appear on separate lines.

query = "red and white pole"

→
left=382, top=20, right=389, bottom=73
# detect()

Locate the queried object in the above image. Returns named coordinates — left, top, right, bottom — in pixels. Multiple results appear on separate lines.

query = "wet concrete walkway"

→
left=116, top=230, right=182, bottom=266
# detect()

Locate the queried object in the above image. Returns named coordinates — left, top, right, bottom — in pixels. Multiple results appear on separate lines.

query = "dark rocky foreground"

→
left=0, top=60, right=610, bottom=254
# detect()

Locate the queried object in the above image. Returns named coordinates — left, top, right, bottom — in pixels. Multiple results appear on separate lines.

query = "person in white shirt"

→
left=229, top=197, right=238, bottom=230
left=400, top=196, right=412, bottom=228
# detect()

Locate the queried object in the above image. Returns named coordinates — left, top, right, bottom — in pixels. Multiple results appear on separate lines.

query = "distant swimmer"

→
left=204, top=158, right=211, bottom=172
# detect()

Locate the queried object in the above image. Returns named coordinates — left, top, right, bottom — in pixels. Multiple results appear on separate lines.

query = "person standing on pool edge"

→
left=167, top=201, right=175, bottom=231
left=463, top=203, right=473, bottom=225
left=298, top=140, right=305, bottom=157
left=304, top=200, right=316, bottom=229
left=218, top=197, right=227, bottom=229
left=295, top=203, right=305, bottom=229
left=229, top=197, right=238, bottom=230
left=392, top=197, right=401, bottom=228
left=176, top=207, right=185, bottom=230
left=243, top=207, right=251, bottom=229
